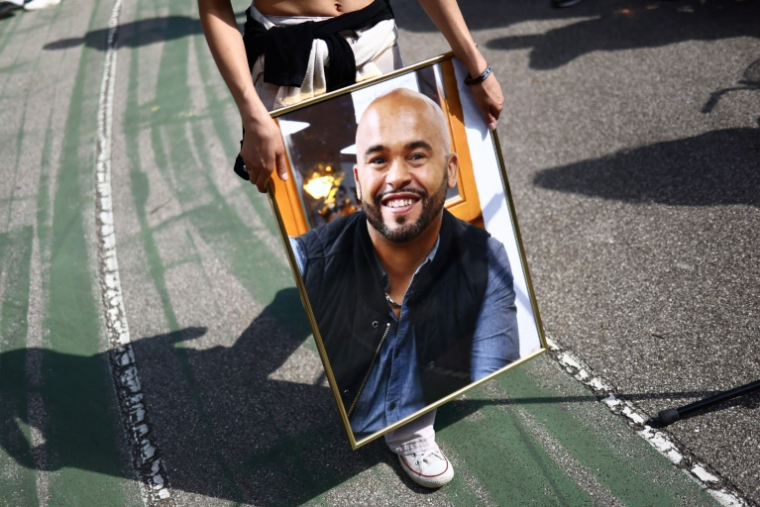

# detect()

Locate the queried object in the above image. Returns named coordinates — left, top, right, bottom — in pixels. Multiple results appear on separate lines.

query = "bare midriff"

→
left=254, top=0, right=375, bottom=17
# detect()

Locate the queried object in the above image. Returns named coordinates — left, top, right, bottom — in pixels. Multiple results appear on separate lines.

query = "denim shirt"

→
left=290, top=233, right=519, bottom=434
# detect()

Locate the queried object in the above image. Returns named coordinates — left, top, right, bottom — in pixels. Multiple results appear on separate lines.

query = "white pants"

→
left=249, top=5, right=402, bottom=110
left=384, top=410, right=437, bottom=455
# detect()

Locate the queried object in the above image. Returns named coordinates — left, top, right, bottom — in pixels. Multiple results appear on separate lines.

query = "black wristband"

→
left=464, top=65, right=492, bottom=86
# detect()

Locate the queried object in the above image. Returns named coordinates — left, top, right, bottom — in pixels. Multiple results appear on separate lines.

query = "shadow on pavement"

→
left=490, top=0, right=760, bottom=70
left=2, top=289, right=757, bottom=502
left=40, top=0, right=760, bottom=65
left=441, top=387, right=760, bottom=427
left=43, top=15, right=202, bottom=51
left=4, top=275, right=756, bottom=504
left=42, top=11, right=244, bottom=51
left=533, top=127, right=760, bottom=207
left=396, top=0, right=760, bottom=71
left=0, top=288, right=444, bottom=504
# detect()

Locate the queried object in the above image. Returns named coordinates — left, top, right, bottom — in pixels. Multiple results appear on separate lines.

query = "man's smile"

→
left=378, top=191, right=424, bottom=215
left=381, top=193, right=421, bottom=213
left=385, top=198, right=416, bottom=208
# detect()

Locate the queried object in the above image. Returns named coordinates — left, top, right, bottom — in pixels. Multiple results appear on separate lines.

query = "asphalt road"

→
left=394, top=0, right=759, bottom=503
left=0, top=0, right=758, bottom=505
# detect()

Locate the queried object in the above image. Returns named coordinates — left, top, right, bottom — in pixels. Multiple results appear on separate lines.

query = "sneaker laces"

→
left=406, top=447, right=446, bottom=472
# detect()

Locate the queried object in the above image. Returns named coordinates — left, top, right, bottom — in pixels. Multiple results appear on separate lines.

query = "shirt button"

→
left=389, top=402, right=397, bottom=410
left=371, top=321, right=379, bottom=329
left=427, top=361, right=435, bottom=370
left=343, top=389, right=350, bottom=396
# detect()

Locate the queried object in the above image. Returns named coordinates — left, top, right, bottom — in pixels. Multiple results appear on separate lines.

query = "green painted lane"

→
left=0, top=227, right=38, bottom=507
left=433, top=358, right=717, bottom=506
left=28, top=2, right=139, bottom=505
left=1, top=2, right=141, bottom=504
left=0, top=227, right=33, bottom=356
left=497, top=370, right=683, bottom=506
left=439, top=397, right=595, bottom=505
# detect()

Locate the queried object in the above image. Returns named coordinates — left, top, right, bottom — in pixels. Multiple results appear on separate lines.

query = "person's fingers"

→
left=242, top=158, right=256, bottom=185
left=240, top=116, right=284, bottom=192
left=243, top=153, right=272, bottom=192
left=245, top=164, right=256, bottom=185
left=242, top=156, right=259, bottom=187
left=473, top=90, right=502, bottom=126
left=490, top=101, right=503, bottom=120
left=255, top=167, right=270, bottom=193
left=490, top=104, right=502, bottom=128
left=477, top=73, right=504, bottom=122
left=486, top=112, right=497, bottom=131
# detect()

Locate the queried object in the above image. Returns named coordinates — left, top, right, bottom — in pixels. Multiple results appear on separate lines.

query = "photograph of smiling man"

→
left=288, top=88, right=519, bottom=487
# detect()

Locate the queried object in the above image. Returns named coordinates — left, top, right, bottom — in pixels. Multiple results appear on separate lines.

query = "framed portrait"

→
left=266, top=53, right=547, bottom=449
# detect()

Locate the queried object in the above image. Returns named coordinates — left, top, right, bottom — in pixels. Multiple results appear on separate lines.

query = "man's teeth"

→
left=385, top=198, right=415, bottom=208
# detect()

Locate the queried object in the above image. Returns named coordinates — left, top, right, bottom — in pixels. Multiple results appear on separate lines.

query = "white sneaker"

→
left=24, top=0, right=60, bottom=10
left=397, top=446, right=454, bottom=488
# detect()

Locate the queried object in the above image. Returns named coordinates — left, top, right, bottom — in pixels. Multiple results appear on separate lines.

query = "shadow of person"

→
left=0, top=328, right=211, bottom=477
left=0, top=288, right=415, bottom=505
left=532, top=127, right=760, bottom=207
left=43, top=14, right=211, bottom=51
left=483, top=0, right=760, bottom=71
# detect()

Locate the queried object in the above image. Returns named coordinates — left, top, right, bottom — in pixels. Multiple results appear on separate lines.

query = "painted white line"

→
left=546, top=334, right=748, bottom=507
left=94, top=1, right=171, bottom=504
left=709, top=489, right=749, bottom=507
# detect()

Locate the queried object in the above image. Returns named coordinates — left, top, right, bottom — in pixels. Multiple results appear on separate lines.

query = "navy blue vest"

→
left=295, top=210, right=490, bottom=414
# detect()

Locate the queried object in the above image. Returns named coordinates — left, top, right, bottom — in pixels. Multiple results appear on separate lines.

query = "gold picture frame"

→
left=266, top=53, right=547, bottom=449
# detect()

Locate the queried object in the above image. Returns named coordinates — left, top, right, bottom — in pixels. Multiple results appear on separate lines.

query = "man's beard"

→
left=362, top=171, right=448, bottom=243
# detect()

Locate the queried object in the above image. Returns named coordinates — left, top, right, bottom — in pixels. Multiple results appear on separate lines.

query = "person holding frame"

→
left=289, top=88, right=520, bottom=487
left=197, top=0, right=504, bottom=192
left=198, top=0, right=505, bottom=489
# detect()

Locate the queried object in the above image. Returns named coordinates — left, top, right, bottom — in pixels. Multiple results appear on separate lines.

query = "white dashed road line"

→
left=94, top=1, right=171, bottom=504
left=545, top=336, right=748, bottom=507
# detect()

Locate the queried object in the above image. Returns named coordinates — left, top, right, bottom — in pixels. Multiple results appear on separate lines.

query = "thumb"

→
left=275, top=151, right=289, bottom=181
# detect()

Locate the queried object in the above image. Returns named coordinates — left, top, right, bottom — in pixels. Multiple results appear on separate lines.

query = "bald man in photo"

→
left=291, top=89, right=519, bottom=488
